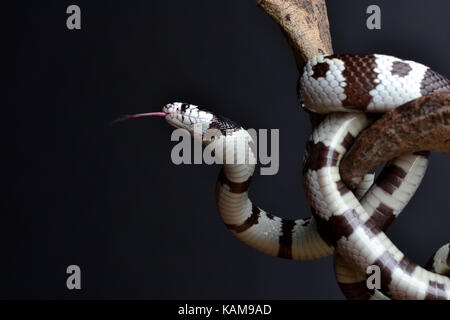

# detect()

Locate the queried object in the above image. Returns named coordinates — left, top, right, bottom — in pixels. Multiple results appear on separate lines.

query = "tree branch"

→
left=340, top=91, right=450, bottom=189
left=257, top=0, right=449, bottom=190
left=257, top=0, right=333, bottom=71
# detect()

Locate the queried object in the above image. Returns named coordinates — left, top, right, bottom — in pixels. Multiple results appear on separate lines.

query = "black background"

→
left=3, top=0, right=449, bottom=299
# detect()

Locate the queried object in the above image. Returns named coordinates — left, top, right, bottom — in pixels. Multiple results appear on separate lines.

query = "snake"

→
left=117, top=53, right=450, bottom=299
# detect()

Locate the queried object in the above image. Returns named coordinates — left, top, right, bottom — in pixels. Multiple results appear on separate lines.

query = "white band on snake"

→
left=118, top=54, right=450, bottom=300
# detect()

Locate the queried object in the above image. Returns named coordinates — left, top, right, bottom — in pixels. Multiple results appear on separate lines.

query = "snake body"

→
left=299, top=54, right=450, bottom=113
left=121, top=54, right=450, bottom=299
left=299, top=54, right=449, bottom=299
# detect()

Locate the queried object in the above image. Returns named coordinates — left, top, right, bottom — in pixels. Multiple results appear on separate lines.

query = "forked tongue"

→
left=111, top=112, right=167, bottom=125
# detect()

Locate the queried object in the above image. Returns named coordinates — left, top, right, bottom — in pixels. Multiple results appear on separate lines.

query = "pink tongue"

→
left=111, top=112, right=167, bottom=125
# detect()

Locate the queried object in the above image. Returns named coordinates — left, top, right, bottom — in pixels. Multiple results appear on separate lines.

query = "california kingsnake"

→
left=118, top=54, right=450, bottom=299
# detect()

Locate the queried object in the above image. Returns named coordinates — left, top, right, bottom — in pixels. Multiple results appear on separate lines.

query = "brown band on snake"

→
left=336, top=223, right=417, bottom=299
left=372, top=251, right=396, bottom=293
left=377, top=255, right=421, bottom=295
left=303, top=141, right=340, bottom=173
left=391, top=61, right=412, bottom=78
left=325, top=54, right=378, bottom=110
left=218, top=169, right=252, bottom=193
left=225, top=204, right=261, bottom=233
left=278, top=220, right=296, bottom=259
left=313, top=209, right=359, bottom=246
left=398, top=256, right=416, bottom=275
left=420, top=68, right=450, bottom=96
left=311, top=209, right=333, bottom=246
left=336, top=180, right=350, bottom=195
left=413, top=150, right=431, bottom=158
left=375, top=164, right=407, bottom=195
left=424, top=281, right=448, bottom=300
left=362, top=216, right=382, bottom=238
left=365, top=203, right=396, bottom=231
left=338, top=281, right=374, bottom=300
left=210, top=114, right=240, bottom=135
left=341, top=132, right=355, bottom=151
left=312, top=62, right=330, bottom=79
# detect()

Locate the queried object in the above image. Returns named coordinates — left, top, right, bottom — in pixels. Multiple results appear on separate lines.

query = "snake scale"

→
left=118, top=54, right=450, bottom=299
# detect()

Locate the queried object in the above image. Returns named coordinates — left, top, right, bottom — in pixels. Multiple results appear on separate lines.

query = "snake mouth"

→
left=111, top=103, right=213, bottom=128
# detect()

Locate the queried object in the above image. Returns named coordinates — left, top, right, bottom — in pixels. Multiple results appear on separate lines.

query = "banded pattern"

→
left=213, top=113, right=436, bottom=264
left=353, top=173, right=375, bottom=200
left=215, top=130, right=334, bottom=260
left=154, top=103, right=444, bottom=267
left=334, top=151, right=438, bottom=299
left=303, top=113, right=450, bottom=299
left=299, top=54, right=450, bottom=113
left=123, top=53, right=450, bottom=300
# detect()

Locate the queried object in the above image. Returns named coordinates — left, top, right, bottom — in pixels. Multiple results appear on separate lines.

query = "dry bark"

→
left=256, top=0, right=333, bottom=71
left=256, top=0, right=449, bottom=189
left=340, top=92, right=450, bottom=189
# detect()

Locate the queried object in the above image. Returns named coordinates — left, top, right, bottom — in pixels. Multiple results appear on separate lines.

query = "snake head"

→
left=113, top=102, right=232, bottom=142
left=163, top=102, right=215, bottom=135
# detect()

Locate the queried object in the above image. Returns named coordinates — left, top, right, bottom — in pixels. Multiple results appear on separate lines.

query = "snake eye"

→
left=180, top=103, right=189, bottom=112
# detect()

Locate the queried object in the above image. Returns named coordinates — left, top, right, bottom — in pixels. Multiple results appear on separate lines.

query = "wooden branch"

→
left=257, top=0, right=333, bottom=71
left=257, top=1, right=449, bottom=190
left=340, top=91, right=450, bottom=189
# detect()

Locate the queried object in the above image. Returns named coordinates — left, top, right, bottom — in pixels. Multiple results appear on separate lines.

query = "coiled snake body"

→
left=119, top=54, right=450, bottom=299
